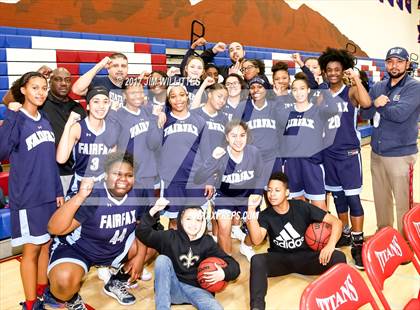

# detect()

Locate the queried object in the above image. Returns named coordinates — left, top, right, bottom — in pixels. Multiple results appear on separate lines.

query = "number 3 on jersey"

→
left=90, top=157, right=99, bottom=171
left=109, top=228, right=127, bottom=244
left=328, top=115, right=341, bottom=129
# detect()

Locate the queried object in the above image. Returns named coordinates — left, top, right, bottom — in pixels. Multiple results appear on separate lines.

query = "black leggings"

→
left=249, top=250, right=346, bottom=310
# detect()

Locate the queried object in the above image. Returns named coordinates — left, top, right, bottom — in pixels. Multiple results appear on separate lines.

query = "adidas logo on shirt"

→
left=273, top=222, right=304, bottom=249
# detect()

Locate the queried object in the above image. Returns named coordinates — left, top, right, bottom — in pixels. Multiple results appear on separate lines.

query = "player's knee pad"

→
left=332, top=191, right=348, bottom=214
left=347, top=195, right=364, bottom=217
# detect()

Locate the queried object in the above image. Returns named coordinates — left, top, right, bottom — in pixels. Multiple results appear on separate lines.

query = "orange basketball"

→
left=305, top=222, right=332, bottom=251
left=197, top=257, right=228, bottom=293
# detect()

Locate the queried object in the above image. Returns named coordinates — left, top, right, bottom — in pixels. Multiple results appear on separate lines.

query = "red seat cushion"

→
left=404, top=298, right=420, bottom=310
left=0, top=171, right=9, bottom=196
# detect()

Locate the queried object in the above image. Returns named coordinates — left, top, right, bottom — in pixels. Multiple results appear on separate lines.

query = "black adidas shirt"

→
left=258, top=199, right=326, bottom=253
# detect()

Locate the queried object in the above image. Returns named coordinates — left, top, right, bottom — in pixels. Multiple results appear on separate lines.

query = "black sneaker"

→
left=111, top=266, right=139, bottom=288
left=65, top=294, right=87, bottom=310
left=336, top=233, right=351, bottom=247
left=351, top=246, right=364, bottom=270
left=103, top=279, right=136, bottom=306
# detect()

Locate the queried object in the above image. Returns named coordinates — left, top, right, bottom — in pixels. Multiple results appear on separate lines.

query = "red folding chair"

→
left=300, top=263, right=379, bottom=310
left=403, top=206, right=420, bottom=273
left=362, top=227, right=420, bottom=310
left=0, top=171, right=8, bottom=196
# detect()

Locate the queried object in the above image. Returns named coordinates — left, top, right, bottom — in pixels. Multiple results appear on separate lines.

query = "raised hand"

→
left=99, top=56, right=112, bottom=69
left=65, top=111, right=81, bottom=127
left=343, top=68, right=359, bottom=79
left=203, top=76, right=215, bottom=87
left=149, top=197, right=170, bottom=216
left=167, top=66, right=181, bottom=77
left=343, top=68, right=360, bottom=86
left=78, top=178, right=94, bottom=199
left=228, top=61, right=242, bottom=75
left=291, top=53, right=304, bottom=67
left=212, top=147, right=226, bottom=160
left=37, top=65, right=53, bottom=79
left=191, top=37, right=207, bottom=49
left=273, top=83, right=288, bottom=96
left=248, top=194, right=262, bottom=211
left=8, top=101, right=22, bottom=112
left=212, top=42, right=227, bottom=54
left=136, top=71, right=151, bottom=86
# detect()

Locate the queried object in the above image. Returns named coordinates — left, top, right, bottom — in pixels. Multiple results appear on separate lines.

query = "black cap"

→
left=248, top=76, right=270, bottom=89
left=86, top=86, right=109, bottom=103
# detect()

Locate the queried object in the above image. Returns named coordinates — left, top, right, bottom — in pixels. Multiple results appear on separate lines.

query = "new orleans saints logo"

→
left=179, top=247, right=199, bottom=268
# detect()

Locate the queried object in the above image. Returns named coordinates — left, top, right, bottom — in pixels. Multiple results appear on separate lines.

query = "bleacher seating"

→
left=0, top=25, right=380, bottom=144
left=0, top=209, right=10, bottom=241
left=0, top=26, right=386, bottom=95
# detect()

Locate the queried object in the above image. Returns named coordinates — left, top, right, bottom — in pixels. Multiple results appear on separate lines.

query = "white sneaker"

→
left=141, top=268, right=152, bottom=281
left=231, top=226, right=246, bottom=242
left=240, top=242, right=255, bottom=262
left=97, top=267, right=111, bottom=284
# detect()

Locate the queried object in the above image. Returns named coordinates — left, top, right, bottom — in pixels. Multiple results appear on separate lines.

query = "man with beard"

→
left=200, top=41, right=246, bottom=79
left=361, top=47, right=420, bottom=234
left=72, top=53, right=128, bottom=110
left=41, top=68, right=87, bottom=193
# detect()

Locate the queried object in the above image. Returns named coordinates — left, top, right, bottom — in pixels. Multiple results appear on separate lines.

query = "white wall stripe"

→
left=32, top=36, right=135, bottom=53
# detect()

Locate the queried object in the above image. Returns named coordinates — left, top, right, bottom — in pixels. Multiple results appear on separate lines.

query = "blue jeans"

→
left=154, top=255, right=223, bottom=310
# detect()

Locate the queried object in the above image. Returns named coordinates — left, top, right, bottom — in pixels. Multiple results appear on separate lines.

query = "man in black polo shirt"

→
left=42, top=68, right=86, bottom=193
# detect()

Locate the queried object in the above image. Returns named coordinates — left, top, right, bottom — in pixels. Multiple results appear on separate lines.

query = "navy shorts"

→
left=160, top=180, right=208, bottom=218
left=48, top=236, right=132, bottom=275
left=11, top=202, right=56, bottom=247
left=284, top=158, right=325, bottom=200
left=324, top=153, right=362, bottom=196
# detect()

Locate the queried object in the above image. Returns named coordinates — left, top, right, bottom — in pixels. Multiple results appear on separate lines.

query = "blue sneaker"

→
left=65, top=294, right=87, bottom=310
left=43, top=287, right=65, bottom=308
left=20, top=299, right=45, bottom=310
left=103, top=279, right=136, bottom=305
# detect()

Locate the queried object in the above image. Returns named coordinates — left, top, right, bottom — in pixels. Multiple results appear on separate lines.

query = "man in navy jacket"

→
left=361, top=47, right=420, bottom=233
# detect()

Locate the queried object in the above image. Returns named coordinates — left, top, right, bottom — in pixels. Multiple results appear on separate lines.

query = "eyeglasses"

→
left=225, top=81, right=240, bottom=87
left=240, top=65, right=256, bottom=73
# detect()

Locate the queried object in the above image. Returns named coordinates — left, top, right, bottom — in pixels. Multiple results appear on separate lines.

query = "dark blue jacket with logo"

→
left=361, top=74, right=420, bottom=157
